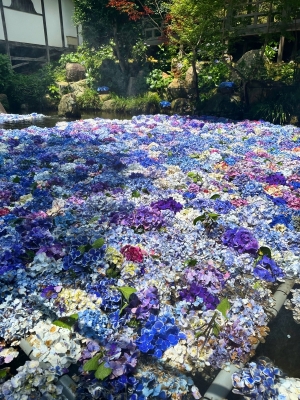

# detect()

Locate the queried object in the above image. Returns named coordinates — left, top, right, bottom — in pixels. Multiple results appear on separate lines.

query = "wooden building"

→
left=0, top=0, right=82, bottom=69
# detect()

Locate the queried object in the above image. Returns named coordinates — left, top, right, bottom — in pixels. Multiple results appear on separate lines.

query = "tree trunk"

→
left=192, top=48, right=199, bottom=103
left=112, top=24, right=128, bottom=75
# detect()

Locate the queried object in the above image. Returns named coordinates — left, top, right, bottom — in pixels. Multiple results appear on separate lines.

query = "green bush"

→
left=247, top=90, right=300, bottom=125
left=111, top=92, right=160, bottom=114
left=146, top=69, right=173, bottom=96
left=77, top=88, right=101, bottom=110
left=7, top=65, right=55, bottom=110
left=0, top=54, right=13, bottom=93
left=55, top=42, right=115, bottom=87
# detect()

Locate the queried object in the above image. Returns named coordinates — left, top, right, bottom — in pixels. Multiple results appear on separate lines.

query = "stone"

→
left=0, top=102, right=6, bottom=113
left=233, top=49, right=267, bottom=82
left=98, top=94, right=111, bottom=102
left=66, top=63, right=86, bottom=82
left=58, top=93, right=81, bottom=118
left=0, top=94, right=9, bottom=110
left=185, top=63, right=203, bottom=87
left=69, top=80, right=87, bottom=98
left=171, top=98, right=191, bottom=114
left=245, top=80, right=266, bottom=105
left=202, top=93, right=242, bottom=119
left=101, top=99, right=116, bottom=112
left=56, top=82, right=70, bottom=95
left=167, top=79, right=189, bottom=100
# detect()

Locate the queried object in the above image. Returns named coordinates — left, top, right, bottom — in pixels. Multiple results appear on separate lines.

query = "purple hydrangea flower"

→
left=222, top=227, right=259, bottom=255
left=253, top=256, right=284, bottom=282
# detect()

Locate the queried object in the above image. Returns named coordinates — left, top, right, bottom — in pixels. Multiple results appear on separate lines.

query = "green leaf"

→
left=0, top=369, right=8, bottom=379
left=213, top=324, right=220, bottom=336
left=210, top=194, right=220, bottom=199
left=95, top=362, right=112, bottom=380
left=92, top=238, right=105, bottom=249
left=208, top=213, right=219, bottom=221
left=106, top=267, right=120, bottom=278
left=132, top=190, right=140, bottom=198
left=116, top=286, right=137, bottom=301
left=79, top=245, right=87, bottom=254
left=120, top=303, right=128, bottom=313
left=83, top=354, right=102, bottom=372
left=52, top=316, right=78, bottom=330
left=89, top=216, right=99, bottom=223
left=216, top=298, right=231, bottom=319
left=70, top=313, right=79, bottom=320
left=13, top=176, right=20, bottom=183
left=186, top=259, right=197, bottom=267
left=193, top=214, right=206, bottom=225
left=258, top=246, right=272, bottom=258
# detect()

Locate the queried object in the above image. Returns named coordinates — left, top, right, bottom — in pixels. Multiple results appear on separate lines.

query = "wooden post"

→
left=40, top=0, right=50, bottom=63
left=58, top=0, right=65, bottom=48
left=277, top=35, right=285, bottom=63
left=0, top=0, right=10, bottom=60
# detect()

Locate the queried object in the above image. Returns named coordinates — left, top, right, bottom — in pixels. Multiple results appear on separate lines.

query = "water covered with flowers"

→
left=0, top=114, right=300, bottom=399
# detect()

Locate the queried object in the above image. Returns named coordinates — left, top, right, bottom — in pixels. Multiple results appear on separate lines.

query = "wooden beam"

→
left=0, top=0, right=10, bottom=59
left=277, top=35, right=285, bottom=63
left=58, top=0, right=65, bottom=48
left=11, top=56, right=47, bottom=61
left=40, top=0, right=50, bottom=63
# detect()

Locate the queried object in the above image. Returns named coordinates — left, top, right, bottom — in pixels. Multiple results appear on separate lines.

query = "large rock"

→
left=233, top=50, right=267, bottom=82
left=185, top=63, right=203, bottom=87
left=171, top=98, right=191, bottom=114
left=56, top=81, right=70, bottom=95
left=202, top=92, right=242, bottom=119
left=0, top=94, right=9, bottom=110
left=69, top=80, right=87, bottom=98
left=58, top=93, right=81, bottom=118
left=66, top=63, right=86, bottom=82
left=0, top=102, right=6, bottom=113
left=167, top=79, right=189, bottom=100
left=101, top=99, right=116, bottom=112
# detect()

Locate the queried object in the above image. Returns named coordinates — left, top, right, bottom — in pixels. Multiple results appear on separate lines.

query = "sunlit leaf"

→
left=83, top=354, right=102, bottom=372
left=52, top=316, right=78, bottom=330
left=258, top=246, right=271, bottom=258
left=216, top=298, right=230, bottom=319
left=95, top=362, right=112, bottom=380
left=193, top=214, right=206, bottom=225
left=116, top=286, right=137, bottom=301
left=92, top=238, right=105, bottom=249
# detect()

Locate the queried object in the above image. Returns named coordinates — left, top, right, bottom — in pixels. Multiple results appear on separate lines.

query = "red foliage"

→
left=108, top=0, right=153, bottom=20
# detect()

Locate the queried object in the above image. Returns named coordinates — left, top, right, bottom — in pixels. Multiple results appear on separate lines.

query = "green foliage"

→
left=116, top=286, right=137, bottom=301
left=266, top=61, right=296, bottom=85
left=83, top=354, right=102, bottom=371
left=47, top=84, right=60, bottom=99
left=111, top=92, right=160, bottom=113
left=52, top=314, right=79, bottom=330
left=7, top=65, right=55, bottom=110
left=264, top=42, right=278, bottom=62
left=198, top=61, right=230, bottom=98
left=247, top=90, right=300, bottom=125
left=77, top=88, right=101, bottom=110
left=146, top=69, right=173, bottom=95
left=0, top=54, right=13, bottom=93
left=95, top=362, right=112, bottom=380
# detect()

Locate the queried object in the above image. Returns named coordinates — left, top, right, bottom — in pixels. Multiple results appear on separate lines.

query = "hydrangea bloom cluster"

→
left=136, top=313, right=186, bottom=358
left=0, top=113, right=300, bottom=398
left=1, top=360, right=64, bottom=399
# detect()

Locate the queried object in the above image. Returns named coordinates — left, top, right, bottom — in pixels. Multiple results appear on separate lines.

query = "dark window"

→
left=9, top=0, right=37, bottom=14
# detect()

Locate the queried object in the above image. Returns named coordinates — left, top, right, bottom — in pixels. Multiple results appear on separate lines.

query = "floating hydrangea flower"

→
left=222, top=227, right=259, bottom=255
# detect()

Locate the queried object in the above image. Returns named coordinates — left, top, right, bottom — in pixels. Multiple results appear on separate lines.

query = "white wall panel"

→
left=44, top=0, right=62, bottom=47
left=0, top=19, right=4, bottom=40
left=5, top=9, right=44, bottom=45
left=61, top=0, right=77, bottom=41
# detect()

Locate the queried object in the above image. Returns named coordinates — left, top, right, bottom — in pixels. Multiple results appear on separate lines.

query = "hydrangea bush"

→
left=0, top=113, right=300, bottom=398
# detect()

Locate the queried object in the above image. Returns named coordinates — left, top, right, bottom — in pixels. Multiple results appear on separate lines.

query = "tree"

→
left=168, top=0, right=226, bottom=101
left=73, top=0, right=143, bottom=74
